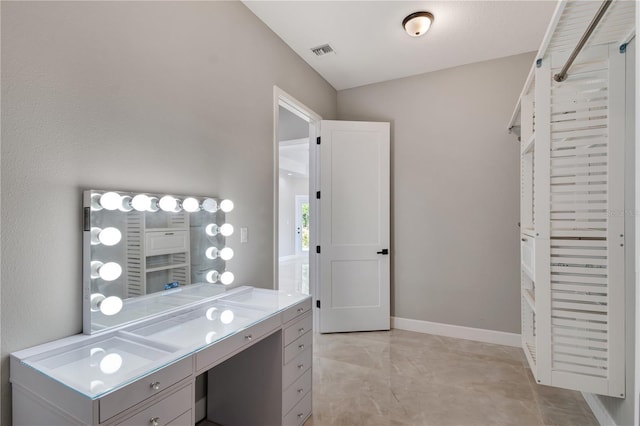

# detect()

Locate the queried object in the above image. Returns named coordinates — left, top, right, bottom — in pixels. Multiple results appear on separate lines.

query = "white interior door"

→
left=318, top=120, right=390, bottom=333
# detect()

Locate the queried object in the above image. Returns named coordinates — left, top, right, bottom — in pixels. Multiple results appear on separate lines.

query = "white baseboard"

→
left=581, top=392, right=616, bottom=426
left=391, top=316, right=521, bottom=347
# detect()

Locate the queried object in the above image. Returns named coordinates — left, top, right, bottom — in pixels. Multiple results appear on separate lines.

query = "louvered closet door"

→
left=126, top=211, right=144, bottom=297
left=534, top=44, right=626, bottom=397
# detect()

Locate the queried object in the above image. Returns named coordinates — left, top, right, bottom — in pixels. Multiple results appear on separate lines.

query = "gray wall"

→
left=337, top=52, right=535, bottom=333
left=279, top=106, right=310, bottom=141
left=0, top=1, right=336, bottom=423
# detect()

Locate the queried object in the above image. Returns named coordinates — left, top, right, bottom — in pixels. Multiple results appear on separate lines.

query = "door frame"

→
left=273, top=87, right=321, bottom=306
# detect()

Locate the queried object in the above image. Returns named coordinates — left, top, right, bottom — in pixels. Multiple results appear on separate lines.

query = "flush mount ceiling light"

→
left=402, top=11, right=434, bottom=37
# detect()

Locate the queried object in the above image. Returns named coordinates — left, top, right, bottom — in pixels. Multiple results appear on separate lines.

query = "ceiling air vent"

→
left=310, top=44, right=335, bottom=57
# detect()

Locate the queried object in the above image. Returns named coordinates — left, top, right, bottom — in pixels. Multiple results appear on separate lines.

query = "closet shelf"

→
left=521, top=133, right=535, bottom=155
left=146, top=262, right=189, bottom=273
left=145, top=227, right=188, bottom=233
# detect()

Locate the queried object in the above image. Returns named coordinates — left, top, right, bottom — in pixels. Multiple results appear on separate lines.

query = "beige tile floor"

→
left=304, top=329, right=599, bottom=426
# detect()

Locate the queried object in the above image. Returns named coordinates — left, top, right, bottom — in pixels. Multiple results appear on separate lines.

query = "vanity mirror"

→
left=83, top=189, right=236, bottom=334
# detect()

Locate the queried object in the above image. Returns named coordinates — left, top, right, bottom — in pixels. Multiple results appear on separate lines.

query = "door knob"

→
left=377, top=249, right=389, bottom=255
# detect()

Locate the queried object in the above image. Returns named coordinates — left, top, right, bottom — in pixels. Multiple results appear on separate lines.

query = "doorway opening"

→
left=295, top=195, right=310, bottom=256
left=273, top=87, right=320, bottom=298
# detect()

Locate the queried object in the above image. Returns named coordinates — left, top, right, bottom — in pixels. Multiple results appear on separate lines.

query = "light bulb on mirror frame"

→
left=219, top=223, right=234, bottom=237
left=90, top=193, right=103, bottom=211
left=100, top=262, right=122, bottom=281
left=91, top=227, right=122, bottom=246
left=159, top=195, right=180, bottom=212
left=148, top=197, right=160, bottom=212
left=205, top=247, right=218, bottom=260
left=220, top=199, right=234, bottom=213
left=202, top=198, right=217, bottom=213
left=100, top=296, right=123, bottom=315
left=90, top=293, right=123, bottom=316
left=219, top=247, right=234, bottom=261
left=131, top=194, right=152, bottom=212
left=220, top=271, right=234, bottom=285
left=119, top=195, right=133, bottom=212
left=182, top=197, right=200, bottom=213
left=206, top=270, right=220, bottom=283
left=205, top=224, right=218, bottom=236
left=100, top=192, right=122, bottom=211
left=91, top=261, right=122, bottom=281
left=90, top=228, right=101, bottom=245
left=90, top=293, right=106, bottom=312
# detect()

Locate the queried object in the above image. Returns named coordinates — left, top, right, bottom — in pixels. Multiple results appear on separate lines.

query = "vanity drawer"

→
left=284, top=329, right=312, bottom=365
left=282, top=299, right=312, bottom=324
left=195, top=314, right=281, bottom=372
left=166, top=410, right=192, bottom=426
left=114, top=383, right=192, bottom=426
left=145, top=231, right=189, bottom=256
left=283, top=369, right=312, bottom=416
left=283, top=346, right=312, bottom=390
left=284, top=314, right=312, bottom=347
left=282, top=390, right=312, bottom=426
left=100, top=357, right=192, bottom=423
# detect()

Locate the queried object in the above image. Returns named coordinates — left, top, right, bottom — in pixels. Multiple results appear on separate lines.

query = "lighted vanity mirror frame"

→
left=83, top=190, right=235, bottom=334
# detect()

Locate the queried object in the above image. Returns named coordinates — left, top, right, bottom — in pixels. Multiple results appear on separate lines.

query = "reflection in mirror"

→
left=83, top=190, right=235, bottom=334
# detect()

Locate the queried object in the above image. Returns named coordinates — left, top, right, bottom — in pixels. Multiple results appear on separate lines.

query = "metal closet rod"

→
left=553, top=0, right=613, bottom=82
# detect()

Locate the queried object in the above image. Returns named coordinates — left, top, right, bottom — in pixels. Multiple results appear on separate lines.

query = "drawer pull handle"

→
left=245, top=334, right=253, bottom=341
left=298, top=413, right=305, bottom=419
left=150, top=381, right=161, bottom=390
left=297, top=307, right=304, bottom=313
left=298, top=327, right=305, bottom=334
left=150, top=417, right=160, bottom=426
left=298, top=344, right=305, bottom=350
left=297, top=363, right=304, bottom=369
left=297, top=388, right=304, bottom=394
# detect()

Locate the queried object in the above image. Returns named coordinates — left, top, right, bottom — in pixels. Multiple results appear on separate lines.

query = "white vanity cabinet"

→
left=11, top=286, right=313, bottom=426
left=11, top=335, right=194, bottom=426
left=281, top=308, right=313, bottom=426
left=115, top=383, right=193, bottom=426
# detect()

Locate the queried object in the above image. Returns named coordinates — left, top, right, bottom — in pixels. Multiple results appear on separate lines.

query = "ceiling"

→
left=243, top=1, right=558, bottom=90
left=279, top=141, right=309, bottom=177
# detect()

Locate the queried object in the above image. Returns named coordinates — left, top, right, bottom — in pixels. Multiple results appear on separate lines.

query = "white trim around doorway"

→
left=273, top=87, right=321, bottom=322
